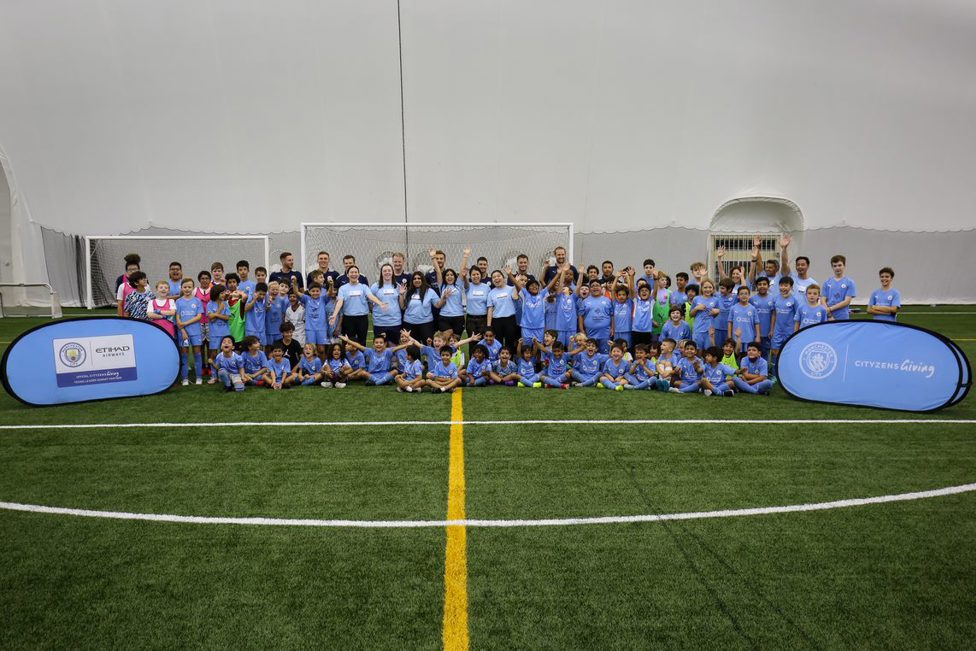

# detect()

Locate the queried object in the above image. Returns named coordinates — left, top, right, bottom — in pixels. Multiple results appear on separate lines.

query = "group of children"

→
left=113, top=236, right=900, bottom=395
left=206, top=326, right=770, bottom=395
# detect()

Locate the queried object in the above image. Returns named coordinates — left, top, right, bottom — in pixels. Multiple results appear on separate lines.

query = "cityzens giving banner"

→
left=2, top=317, right=180, bottom=406
left=778, top=321, right=971, bottom=412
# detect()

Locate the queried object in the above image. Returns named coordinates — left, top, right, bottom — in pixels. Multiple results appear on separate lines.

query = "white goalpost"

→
left=300, top=222, right=574, bottom=279
left=85, top=235, right=270, bottom=309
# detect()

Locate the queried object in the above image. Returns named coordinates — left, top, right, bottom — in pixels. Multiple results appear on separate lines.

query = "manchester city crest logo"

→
left=799, top=342, right=837, bottom=380
left=59, top=342, right=87, bottom=368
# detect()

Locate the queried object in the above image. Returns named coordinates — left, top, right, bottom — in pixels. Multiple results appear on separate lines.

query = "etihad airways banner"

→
left=2, top=317, right=179, bottom=406
left=779, top=321, right=971, bottom=412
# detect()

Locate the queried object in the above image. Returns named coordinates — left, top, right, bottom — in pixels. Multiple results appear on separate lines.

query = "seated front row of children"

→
left=208, top=325, right=772, bottom=397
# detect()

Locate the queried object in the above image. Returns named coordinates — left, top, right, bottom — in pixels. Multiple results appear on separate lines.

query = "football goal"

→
left=85, top=235, right=270, bottom=308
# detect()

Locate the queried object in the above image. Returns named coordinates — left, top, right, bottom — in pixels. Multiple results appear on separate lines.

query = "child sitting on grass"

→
left=516, top=346, right=542, bottom=388
left=395, top=345, right=426, bottom=393
left=426, top=348, right=462, bottom=393
left=240, top=336, right=271, bottom=386
left=539, top=340, right=572, bottom=389
left=339, top=333, right=410, bottom=386
left=266, top=344, right=295, bottom=390
left=700, top=346, right=736, bottom=397
left=296, top=343, right=325, bottom=386
left=600, top=343, right=630, bottom=391
left=625, top=344, right=656, bottom=390
left=670, top=341, right=704, bottom=394
left=489, top=347, right=519, bottom=386
left=733, top=342, right=773, bottom=395
left=463, top=345, right=492, bottom=387
left=321, top=342, right=350, bottom=388
left=212, top=336, right=245, bottom=392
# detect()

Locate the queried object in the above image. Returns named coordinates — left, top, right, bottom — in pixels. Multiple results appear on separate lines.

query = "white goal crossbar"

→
left=85, top=235, right=270, bottom=309
left=300, top=222, right=574, bottom=279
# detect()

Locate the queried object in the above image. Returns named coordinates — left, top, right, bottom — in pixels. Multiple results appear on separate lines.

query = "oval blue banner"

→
left=1, top=317, right=179, bottom=406
left=778, top=321, right=971, bottom=412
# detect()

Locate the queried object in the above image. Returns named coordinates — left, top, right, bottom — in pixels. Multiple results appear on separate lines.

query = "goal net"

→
left=85, top=236, right=270, bottom=308
left=0, top=283, right=63, bottom=318
left=301, top=223, right=574, bottom=279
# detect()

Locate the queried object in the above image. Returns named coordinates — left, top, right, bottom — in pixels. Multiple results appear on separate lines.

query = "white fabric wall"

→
left=1, top=1, right=975, bottom=302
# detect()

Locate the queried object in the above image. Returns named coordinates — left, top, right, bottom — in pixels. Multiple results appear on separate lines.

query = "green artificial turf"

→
left=0, top=306, right=974, bottom=647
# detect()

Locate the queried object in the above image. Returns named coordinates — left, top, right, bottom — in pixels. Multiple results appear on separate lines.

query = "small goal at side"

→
left=0, top=283, right=62, bottom=318
left=300, top=222, right=574, bottom=279
left=85, top=235, right=270, bottom=309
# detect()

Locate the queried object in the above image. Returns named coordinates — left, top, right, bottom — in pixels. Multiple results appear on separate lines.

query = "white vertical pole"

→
left=300, top=224, right=307, bottom=275
left=263, top=236, right=270, bottom=274
left=567, top=222, right=575, bottom=267
left=84, top=236, right=93, bottom=310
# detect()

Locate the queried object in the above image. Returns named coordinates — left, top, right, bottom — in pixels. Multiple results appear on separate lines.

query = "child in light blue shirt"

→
left=395, top=345, right=426, bottom=393
left=266, top=345, right=294, bottom=390
left=661, top=306, right=691, bottom=342
left=733, top=342, right=773, bottom=395
left=867, top=267, right=901, bottom=322
left=600, top=344, right=630, bottom=391
left=464, top=345, right=492, bottom=387
left=794, top=285, right=831, bottom=330
left=670, top=341, right=704, bottom=394
left=625, top=344, right=656, bottom=390
left=426, top=348, right=461, bottom=393
left=540, top=341, right=572, bottom=388
left=296, top=343, right=324, bottom=386
left=516, top=347, right=542, bottom=388
left=700, top=346, right=736, bottom=396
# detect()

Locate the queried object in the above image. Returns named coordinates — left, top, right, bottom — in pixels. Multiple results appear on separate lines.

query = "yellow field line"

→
left=442, top=389, right=469, bottom=651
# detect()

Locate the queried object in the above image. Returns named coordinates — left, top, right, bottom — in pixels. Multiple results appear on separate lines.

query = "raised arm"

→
left=749, top=235, right=762, bottom=285
left=455, top=333, right=482, bottom=348
left=780, top=234, right=792, bottom=277
left=339, top=334, right=366, bottom=352
left=715, top=245, right=729, bottom=281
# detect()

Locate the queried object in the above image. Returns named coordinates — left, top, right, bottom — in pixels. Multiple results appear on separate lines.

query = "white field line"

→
left=1, top=483, right=973, bottom=529
left=0, top=419, right=975, bottom=431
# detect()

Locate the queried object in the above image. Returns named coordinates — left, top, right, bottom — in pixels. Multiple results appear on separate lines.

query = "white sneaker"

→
left=668, top=387, right=680, bottom=393
left=335, top=382, right=346, bottom=389
left=181, top=379, right=189, bottom=387
left=406, top=386, right=413, bottom=393
left=195, top=378, right=203, bottom=385
left=396, top=387, right=404, bottom=392
left=415, top=386, right=422, bottom=393
left=320, top=381, right=333, bottom=388
left=703, top=389, right=713, bottom=397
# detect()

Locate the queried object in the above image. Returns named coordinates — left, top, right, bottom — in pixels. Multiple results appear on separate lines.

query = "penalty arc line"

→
left=1, top=483, right=974, bottom=529
left=1, top=419, right=975, bottom=431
